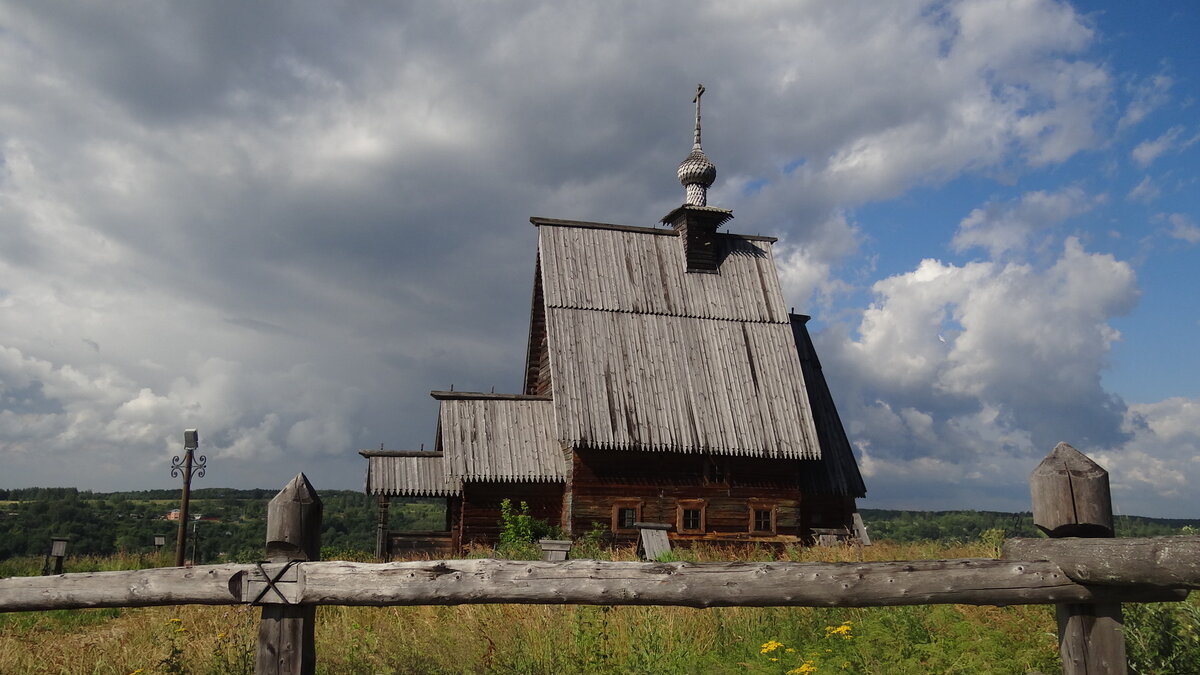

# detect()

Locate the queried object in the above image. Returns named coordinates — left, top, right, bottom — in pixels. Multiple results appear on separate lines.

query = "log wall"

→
left=460, top=482, right=565, bottom=546
left=569, top=448, right=855, bottom=543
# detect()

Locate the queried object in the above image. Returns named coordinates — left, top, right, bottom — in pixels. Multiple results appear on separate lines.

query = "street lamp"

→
left=170, top=429, right=206, bottom=566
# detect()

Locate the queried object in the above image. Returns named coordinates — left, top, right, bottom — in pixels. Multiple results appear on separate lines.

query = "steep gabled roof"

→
left=792, top=315, right=867, bottom=497
left=360, top=450, right=461, bottom=497
left=433, top=391, right=566, bottom=482
left=529, top=218, right=822, bottom=460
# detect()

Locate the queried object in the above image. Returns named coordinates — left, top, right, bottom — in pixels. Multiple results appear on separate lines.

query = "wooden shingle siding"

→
left=435, top=394, right=567, bottom=482
left=361, top=452, right=461, bottom=497
left=545, top=309, right=820, bottom=458
left=537, top=224, right=789, bottom=323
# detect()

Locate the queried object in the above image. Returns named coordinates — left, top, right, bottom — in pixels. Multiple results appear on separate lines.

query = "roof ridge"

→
left=542, top=304, right=790, bottom=324
left=430, top=391, right=552, bottom=401
left=531, top=216, right=777, bottom=243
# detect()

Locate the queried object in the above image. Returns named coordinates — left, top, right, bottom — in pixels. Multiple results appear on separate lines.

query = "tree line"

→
left=1, top=490, right=1195, bottom=564
left=0, top=488, right=444, bottom=563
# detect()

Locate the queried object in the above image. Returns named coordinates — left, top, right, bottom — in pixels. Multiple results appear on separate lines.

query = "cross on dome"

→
left=676, top=83, right=717, bottom=206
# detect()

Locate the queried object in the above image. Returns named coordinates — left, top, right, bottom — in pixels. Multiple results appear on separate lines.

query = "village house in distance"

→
left=361, top=86, right=866, bottom=557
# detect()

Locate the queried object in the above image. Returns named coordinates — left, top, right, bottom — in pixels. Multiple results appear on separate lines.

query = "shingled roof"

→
left=432, top=391, right=566, bottom=482
left=360, top=450, right=461, bottom=497
left=525, top=217, right=823, bottom=460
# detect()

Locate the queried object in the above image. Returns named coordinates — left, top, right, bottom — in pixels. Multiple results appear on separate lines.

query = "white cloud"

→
left=1118, top=73, right=1173, bottom=130
left=824, top=237, right=1138, bottom=485
left=1131, top=126, right=1184, bottom=167
left=1127, top=175, right=1160, bottom=203
left=953, top=187, right=1098, bottom=256
left=1159, top=213, right=1200, bottom=244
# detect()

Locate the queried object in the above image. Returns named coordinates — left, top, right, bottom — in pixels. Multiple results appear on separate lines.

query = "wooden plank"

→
left=637, top=525, right=673, bottom=561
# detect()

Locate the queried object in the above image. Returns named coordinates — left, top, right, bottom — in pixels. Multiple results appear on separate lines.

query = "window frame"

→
left=611, top=498, right=643, bottom=533
left=748, top=500, right=777, bottom=535
left=676, top=498, right=707, bottom=534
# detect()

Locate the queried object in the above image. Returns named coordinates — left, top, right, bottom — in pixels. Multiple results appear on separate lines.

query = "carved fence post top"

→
left=1032, top=442, right=1108, bottom=480
left=266, top=473, right=323, bottom=562
left=1030, top=442, right=1114, bottom=538
left=271, top=473, right=323, bottom=506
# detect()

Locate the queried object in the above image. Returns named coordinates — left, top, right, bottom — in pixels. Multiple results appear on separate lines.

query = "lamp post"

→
left=171, top=429, right=206, bottom=566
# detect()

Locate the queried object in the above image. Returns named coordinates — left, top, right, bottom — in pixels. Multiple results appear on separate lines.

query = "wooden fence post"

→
left=256, top=474, right=322, bottom=675
left=1030, top=442, right=1126, bottom=675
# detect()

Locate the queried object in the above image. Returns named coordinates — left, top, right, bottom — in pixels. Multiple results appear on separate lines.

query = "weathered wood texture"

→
left=459, top=482, right=564, bottom=546
left=361, top=451, right=459, bottom=497
left=4, top=556, right=1190, bottom=613
left=387, top=532, right=456, bottom=559
left=433, top=393, right=566, bottom=481
left=265, top=559, right=1190, bottom=608
left=1003, top=536, right=1200, bottom=588
left=1031, top=442, right=1114, bottom=538
left=569, top=449, right=854, bottom=544
left=0, top=564, right=250, bottom=611
left=636, top=524, right=672, bottom=561
left=1031, top=443, right=1125, bottom=675
left=256, top=474, right=322, bottom=675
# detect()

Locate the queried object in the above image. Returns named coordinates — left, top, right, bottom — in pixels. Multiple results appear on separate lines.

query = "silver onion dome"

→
left=678, top=147, right=716, bottom=188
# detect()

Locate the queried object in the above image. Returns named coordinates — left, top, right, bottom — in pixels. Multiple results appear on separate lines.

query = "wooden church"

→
left=361, top=87, right=865, bottom=557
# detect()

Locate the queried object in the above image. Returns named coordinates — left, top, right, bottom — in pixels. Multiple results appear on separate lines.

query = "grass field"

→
left=1, top=540, right=1197, bottom=674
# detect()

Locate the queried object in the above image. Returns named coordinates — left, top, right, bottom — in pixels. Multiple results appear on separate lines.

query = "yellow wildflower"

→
left=166, top=618, right=182, bottom=624
left=786, top=664, right=818, bottom=675
left=217, top=632, right=227, bottom=640
left=175, top=627, right=187, bottom=633
left=825, top=621, right=853, bottom=639
left=129, top=670, right=145, bottom=675
left=760, top=640, right=785, bottom=654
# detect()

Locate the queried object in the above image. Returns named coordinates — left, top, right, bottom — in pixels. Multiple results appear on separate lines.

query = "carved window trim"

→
left=611, top=498, right=643, bottom=532
left=748, top=500, right=777, bottom=535
left=677, top=499, right=707, bottom=534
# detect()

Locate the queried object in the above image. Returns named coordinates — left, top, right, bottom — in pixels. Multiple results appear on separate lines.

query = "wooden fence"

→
left=2, top=443, right=1197, bottom=675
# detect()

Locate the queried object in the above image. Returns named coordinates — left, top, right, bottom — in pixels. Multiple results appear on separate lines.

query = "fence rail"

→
left=0, top=443, right=1193, bottom=675
left=2, top=550, right=1195, bottom=614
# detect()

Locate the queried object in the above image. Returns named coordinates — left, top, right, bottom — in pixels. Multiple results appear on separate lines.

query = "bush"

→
left=497, top=499, right=559, bottom=559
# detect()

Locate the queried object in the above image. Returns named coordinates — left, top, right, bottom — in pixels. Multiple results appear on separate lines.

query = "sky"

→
left=1, top=1, right=1197, bottom=517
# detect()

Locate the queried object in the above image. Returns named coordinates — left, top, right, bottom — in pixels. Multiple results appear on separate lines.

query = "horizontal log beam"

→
left=1003, top=536, right=1200, bottom=588
left=0, top=564, right=248, bottom=612
left=2, top=558, right=1189, bottom=613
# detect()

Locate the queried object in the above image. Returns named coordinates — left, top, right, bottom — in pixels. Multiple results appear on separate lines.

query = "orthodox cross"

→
left=693, top=83, right=705, bottom=149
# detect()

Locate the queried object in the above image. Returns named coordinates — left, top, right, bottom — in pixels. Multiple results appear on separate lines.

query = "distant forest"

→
left=0, top=487, right=444, bottom=563
left=0, top=487, right=1195, bottom=563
